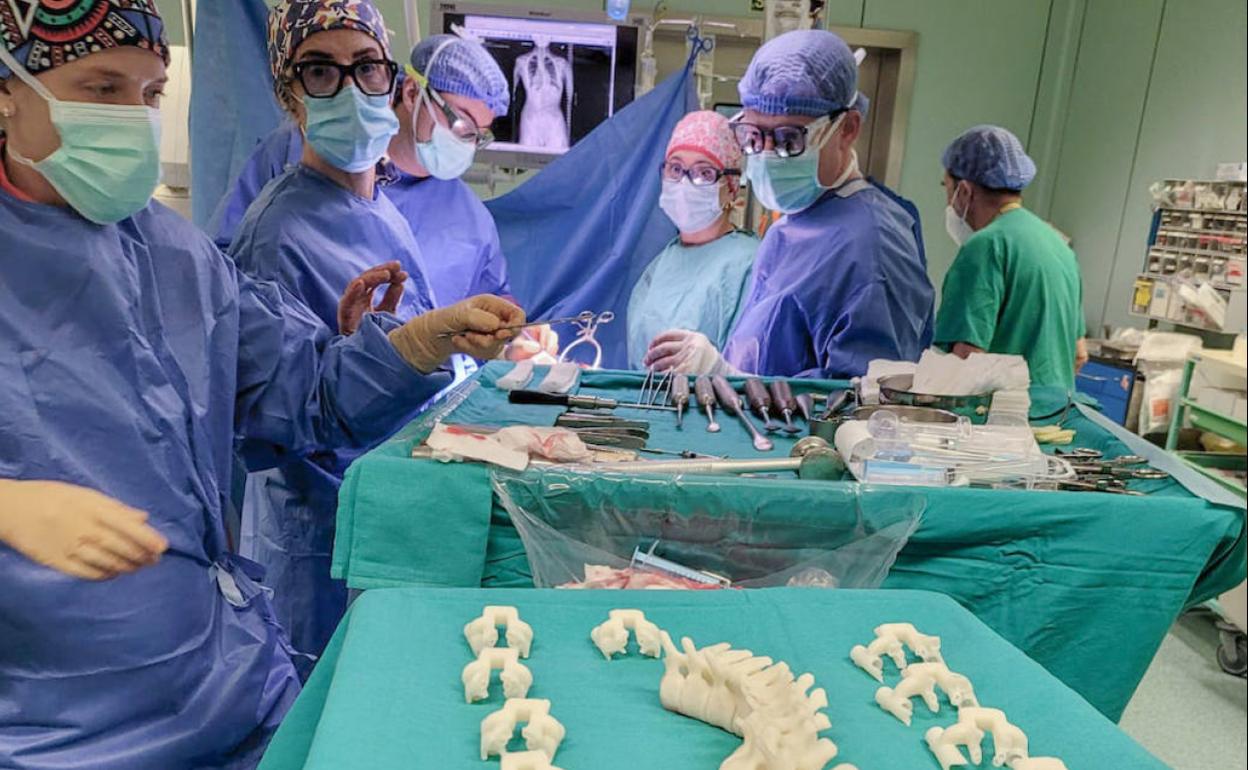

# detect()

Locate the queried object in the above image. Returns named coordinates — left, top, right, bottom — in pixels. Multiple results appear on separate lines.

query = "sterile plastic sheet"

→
left=492, top=467, right=924, bottom=589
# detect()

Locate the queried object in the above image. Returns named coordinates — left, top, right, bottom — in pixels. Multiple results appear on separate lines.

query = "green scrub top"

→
left=934, top=206, right=1086, bottom=390
left=626, top=230, right=759, bottom=370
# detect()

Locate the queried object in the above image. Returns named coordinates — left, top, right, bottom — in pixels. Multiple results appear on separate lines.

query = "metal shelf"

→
left=1182, top=398, right=1248, bottom=447
left=1158, top=205, right=1248, bottom=216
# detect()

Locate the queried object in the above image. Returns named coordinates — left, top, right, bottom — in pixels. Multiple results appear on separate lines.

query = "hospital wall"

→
left=166, top=0, right=1245, bottom=336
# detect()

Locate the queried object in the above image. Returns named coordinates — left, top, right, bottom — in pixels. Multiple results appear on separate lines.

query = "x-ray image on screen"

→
left=515, top=36, right=572, bottom=150
left=442, top=12, right=638, bottom=158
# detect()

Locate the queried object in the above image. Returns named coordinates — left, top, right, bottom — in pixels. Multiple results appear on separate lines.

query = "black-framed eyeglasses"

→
left=730, top=110, right=843, bottom=158
left=423, top=86, right=493, bottom=149
left=659, top=159, right=740, bottom=187
left=290, top=58, right=398, bottom=98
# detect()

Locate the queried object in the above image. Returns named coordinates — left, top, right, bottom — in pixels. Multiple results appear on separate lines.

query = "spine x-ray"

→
left=514, top=36, right=574, bottom=150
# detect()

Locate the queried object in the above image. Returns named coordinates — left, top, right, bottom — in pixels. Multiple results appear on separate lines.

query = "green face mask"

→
left=0, top=48, right=162, bottom=225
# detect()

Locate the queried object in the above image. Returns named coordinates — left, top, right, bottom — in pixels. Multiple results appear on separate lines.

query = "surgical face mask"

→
left=0, top=47, right=160, bottom=224
left=413, top=90, right=477, bottom=180
left=659, top=178, right=725, bottom=234
left=944, top=186, right=975, bottom=246
left=744, top=113, right=851, bottom=215
left=301, top=85, right=399, bottom=173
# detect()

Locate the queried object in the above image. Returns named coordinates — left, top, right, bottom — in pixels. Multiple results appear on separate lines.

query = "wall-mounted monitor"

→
left=430, top=2, right=643, bottom=170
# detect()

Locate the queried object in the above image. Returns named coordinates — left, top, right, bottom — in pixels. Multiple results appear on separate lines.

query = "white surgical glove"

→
left=389, top=295, right=526, bottom=373
left=642, top=329, right=740, bottom=375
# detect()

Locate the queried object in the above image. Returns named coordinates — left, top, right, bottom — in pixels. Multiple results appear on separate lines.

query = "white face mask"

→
left=659, top=178, right=726, bottom=234
left=944, top=186, right=975, bottom=246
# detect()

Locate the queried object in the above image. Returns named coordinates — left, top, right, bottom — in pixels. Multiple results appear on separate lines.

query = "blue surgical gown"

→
left=626, top=230, right=759, bottom=369
left=228, top=165, right=438, bottom=660
left=380, top=166, right=512, bottom=302
left=0, top=191, right=448, bottom=770
left=723, top=181, right=934, bottom=378
left=208, top=119, right=303, bottom=249
left=209, top=121, right=511, bottom=305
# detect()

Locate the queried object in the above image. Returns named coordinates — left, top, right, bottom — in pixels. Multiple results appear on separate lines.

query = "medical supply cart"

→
left=1165, top=347, right=1248, bottom=675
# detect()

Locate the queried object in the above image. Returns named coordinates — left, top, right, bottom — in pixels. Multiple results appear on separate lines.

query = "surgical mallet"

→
left=694, top=375, right=720, bottom=433
left=670, top=374, right=690, bottom=429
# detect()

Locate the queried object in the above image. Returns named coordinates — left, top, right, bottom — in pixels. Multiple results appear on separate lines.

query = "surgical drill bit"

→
left=712, top=375, right=774, bottom=452
left=670, top=374, right=690, bottom=429
left=694, top=375, right=720, bottom=433
left=769, top=380, right=802, bottom=435
left=744, top=378, right=781, bottom=434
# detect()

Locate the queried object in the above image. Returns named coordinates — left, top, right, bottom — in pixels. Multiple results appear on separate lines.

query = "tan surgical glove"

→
left=388, top=295, right=526, bottom=373
left=0, top=479, right=169, bottom=580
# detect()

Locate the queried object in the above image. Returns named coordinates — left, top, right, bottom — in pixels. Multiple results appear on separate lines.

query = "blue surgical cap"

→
left=739, top=30, right=858, bottom=117
left=410, top=34, right=510, bottom=117
left=942, top=125, right=1037, bottom=191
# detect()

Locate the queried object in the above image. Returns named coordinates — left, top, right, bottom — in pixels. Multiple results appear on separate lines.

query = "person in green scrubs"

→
left=934, top=125, right=1088, bottom=390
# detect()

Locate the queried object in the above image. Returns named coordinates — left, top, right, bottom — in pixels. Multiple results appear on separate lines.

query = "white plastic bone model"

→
left=850, top=622, right=943, bottom=682
left=927, top=707, right=1029, bottom=768
left=925, top=722, right=986, bottom=770
left=875, top=661, right=980, bottom=724
left=480, top=698, right=566, bottom=760
left=498, top=750, right=565, bottom=770
left=590, top=609, right=663, bottom=659
left=462, top=647, right=533, bottom=703
left=874, top=623, right=944, bottom=663
left=464, top=605, right=534, bottom=658
left=658, top=632, right=846, bottom=770
left=1010, top=758, right=1068, bottom=770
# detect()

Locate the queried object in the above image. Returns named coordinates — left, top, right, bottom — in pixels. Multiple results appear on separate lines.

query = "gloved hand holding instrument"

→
left=389, top=295, right=526, bottom=373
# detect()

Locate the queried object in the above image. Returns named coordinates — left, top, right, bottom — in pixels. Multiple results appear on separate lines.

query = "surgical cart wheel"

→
left=1215, top=622, right=1247, bottom=678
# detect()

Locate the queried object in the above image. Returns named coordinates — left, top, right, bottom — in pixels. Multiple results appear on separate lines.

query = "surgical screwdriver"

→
left=694, top=375, right=720, bottom=433
left=670, top=374, right=690, bottom=429
left=769, top=380, right=802, bottom=435
left=508, top=390, right=676, bottom=413
left=712, top=375, right=774, bottom=452
left=744, top=378, right=781, bottom=434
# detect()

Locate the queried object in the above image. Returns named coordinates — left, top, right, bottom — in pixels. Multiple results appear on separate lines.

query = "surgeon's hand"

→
left=0, top=479, right=168, bottom=581
left=643, top=329, right=739, bottom=375
left=505, top=324, right=560, bottom=362
left=338, top=260, right=408, bottom=335
left=1075, top=337, right=1089, bottom=373
left=389, top=295, right=526, bottom=373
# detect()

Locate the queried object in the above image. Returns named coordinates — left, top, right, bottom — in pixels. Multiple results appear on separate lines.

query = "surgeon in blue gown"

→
left=227, top=1, right=421, bottom=661
left=228, top=5, right=528, bottom=660
left=644, top=30, right=934, bottom=379
left=0, top=5, right=522, bottom=768
left=209, top=37, right=513, bottom=308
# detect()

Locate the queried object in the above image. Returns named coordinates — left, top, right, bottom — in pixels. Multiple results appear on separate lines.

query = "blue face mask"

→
left=744, top=114, right=853, bottom=215
left=301, top=85, right=399, bottom=173
left=0, top=47, right=161, bottom=224
left=413, top=90, right=478, bottom=180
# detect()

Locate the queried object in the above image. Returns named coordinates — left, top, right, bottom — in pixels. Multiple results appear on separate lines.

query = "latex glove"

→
left=389, top=294, right=525, bottom=373
left=0, top=479, right=169, bottom=580
left=643, top=329, right=739, bottom=375
left=338, top=260, right=407, bottom=335
left=505, top=324, right=560, bottom=361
